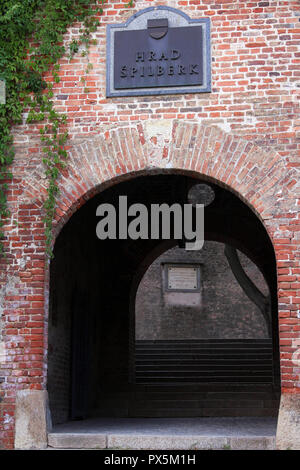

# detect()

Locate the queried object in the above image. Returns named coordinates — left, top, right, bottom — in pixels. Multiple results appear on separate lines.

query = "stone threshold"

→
left=48, top=417, right=277, bottom=450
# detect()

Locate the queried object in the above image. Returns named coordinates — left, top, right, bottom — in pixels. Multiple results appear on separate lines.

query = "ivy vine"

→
left=0, top=0, right=133, bottom=258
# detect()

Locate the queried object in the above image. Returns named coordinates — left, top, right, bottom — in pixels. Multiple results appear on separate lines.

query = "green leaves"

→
left=69, top=40, right=79, bottom=56
left=25, top=71, right=47, bottom=93
left=0, top=0, right=132, bottom=258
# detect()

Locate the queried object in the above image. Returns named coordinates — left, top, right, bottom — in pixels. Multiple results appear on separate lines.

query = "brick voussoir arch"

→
left=53, top=124, right=149, bottom=238
left=51, top=120, right=295, bottom=245
left=167, top=122, right=294, bottom=222
left=49, top=120, right=300, bottom=403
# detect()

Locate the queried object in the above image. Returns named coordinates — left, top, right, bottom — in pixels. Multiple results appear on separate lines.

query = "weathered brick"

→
left=0, top=0, right=299, bottom=450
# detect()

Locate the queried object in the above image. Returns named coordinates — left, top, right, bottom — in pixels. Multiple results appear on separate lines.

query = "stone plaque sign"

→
left=114, top=25, right=203, bottom=90
left=167, top=265, right=199, bottom=291
left=0, top=79, right=5, bottom=104
left=107, top=6, right=211, bottom=97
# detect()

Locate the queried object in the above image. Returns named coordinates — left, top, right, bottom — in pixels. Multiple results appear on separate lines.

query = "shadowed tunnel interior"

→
left=47, top=172, right=280, bottom=425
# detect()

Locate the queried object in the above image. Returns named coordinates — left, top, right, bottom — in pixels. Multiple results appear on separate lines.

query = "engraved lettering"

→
left=178, top=65, right=186, bottom=75
left=158, top=52, right=168, bottom=61
left=157, top=65, right=164, bottom=76
left=168, top=65, right=174, bottom=76
left=120, top=66, right=127, bottom=78
left=171, top=49, right=181, bottom=60
left=189, top=64, right=199, bottom=74
left=121, top=60, right=199, bottom=81
left=148, top=51, right=156, bottom=61
left=136, top=52, right=144, bottom=62
left=113, top=24, right=206, bottom=92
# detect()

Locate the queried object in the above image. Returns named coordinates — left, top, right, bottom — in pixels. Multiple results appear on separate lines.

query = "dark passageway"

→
left=47, top=172, right=280, bottom=425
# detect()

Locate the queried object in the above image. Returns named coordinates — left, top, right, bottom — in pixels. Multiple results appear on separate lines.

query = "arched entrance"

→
left=5, top=109, right=297, bottom=449
left=47, top=171, right=280, bottom=428
left=39, top=119, right=299, bottom=449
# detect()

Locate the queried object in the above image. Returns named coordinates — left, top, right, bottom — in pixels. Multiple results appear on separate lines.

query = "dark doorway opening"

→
left=47, top=173, right=280, bottom=425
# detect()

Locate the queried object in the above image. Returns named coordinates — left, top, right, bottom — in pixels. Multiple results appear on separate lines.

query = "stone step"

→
left=135, top=339, right=274, bottom=384
left=94, top=386, right=280, bottom=418
left=136, top=371, right=273, bottom=377
left=96, top=394, right=279, bottom=405
left=135, top=376, right=273, bottom=383
left=100, top=391, right=278, bottom=401
left=131, top=399, right=279, bottom=409
left=48, top=416, right=277, bottom=450
left=136, top=348, right=272, bottom=354
left=136, top=365, right=273, bottom=371
left=127, top=408, right=278, bottom=418
left=101, top=382, right=278, bottom=393
left=136, top=339, right=272, bottom=344
left=136, top=358, right=273, bottom=363
left=136, top=345, right=272, bottom=350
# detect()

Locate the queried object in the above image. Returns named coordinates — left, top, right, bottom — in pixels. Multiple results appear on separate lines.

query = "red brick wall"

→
left=0, top=0, right=299, bottom=448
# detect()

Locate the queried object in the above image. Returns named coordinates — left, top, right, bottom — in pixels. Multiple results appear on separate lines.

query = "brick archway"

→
left=47, top=120, right=296, bottom=242
left=30, top=119, right=298, bottom=389
left=7, top=120, right=300, bottom=449
left=21, top=120, right=296, bottom=242
left=42, top=119, right=297, bottom=385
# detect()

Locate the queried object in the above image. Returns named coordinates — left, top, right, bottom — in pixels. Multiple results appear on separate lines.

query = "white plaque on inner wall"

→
left=167, top=265, right=199, bottom=291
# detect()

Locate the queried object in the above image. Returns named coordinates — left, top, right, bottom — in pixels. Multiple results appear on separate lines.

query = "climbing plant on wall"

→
left=0, top=0, right=132, bottom=257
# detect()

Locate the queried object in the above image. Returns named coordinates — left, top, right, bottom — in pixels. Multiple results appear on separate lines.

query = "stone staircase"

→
left=93, top=340, right=279, bottom=418
left=135, top=339, right=274, bottom=384
left=95, top=382, right=280, bottom=418
left=129, top=383, right=279, bottom=417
